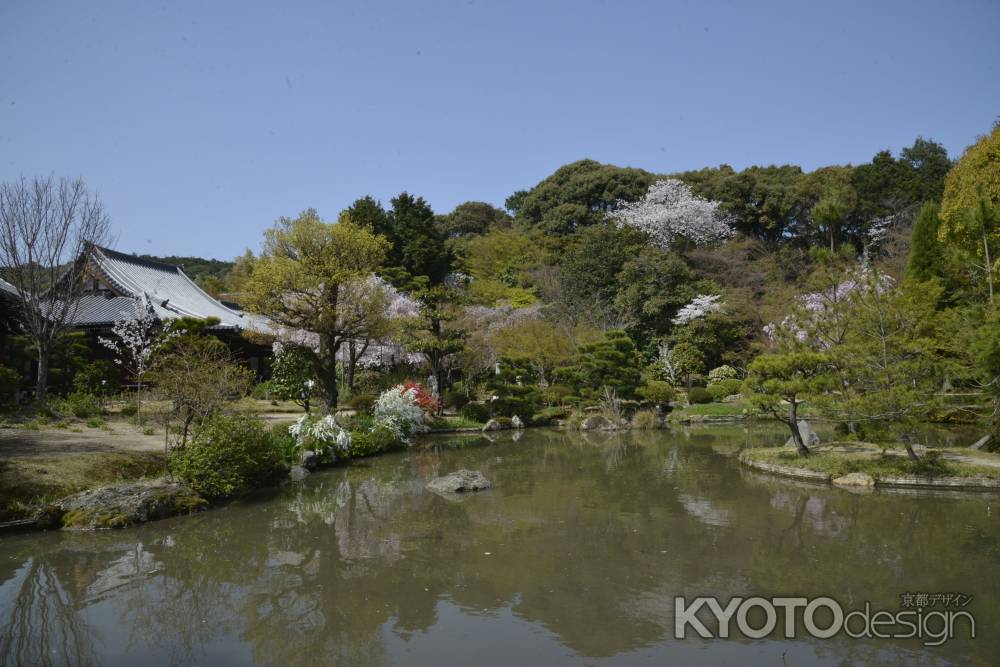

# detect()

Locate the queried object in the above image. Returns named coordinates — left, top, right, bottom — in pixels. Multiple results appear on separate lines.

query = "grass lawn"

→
left=0, top=451, right=166, bottom=521
left=669, top=401, right=751, bottom=419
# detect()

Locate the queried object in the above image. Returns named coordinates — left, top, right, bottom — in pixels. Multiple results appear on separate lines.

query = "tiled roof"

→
left=0, top=278, right=17, bottom=299
left=72, top=244, right=271, bottom=332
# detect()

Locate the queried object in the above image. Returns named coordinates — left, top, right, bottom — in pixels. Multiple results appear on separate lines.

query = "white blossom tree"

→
left=672, top=294, right=724, bottom=326
left=99, top=294, right=175, bottom=424
left=610, top=179, right=734, bottom=249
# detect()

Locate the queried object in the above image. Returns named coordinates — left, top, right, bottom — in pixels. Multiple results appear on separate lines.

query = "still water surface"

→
left=1, top=426, right=998, bottom=666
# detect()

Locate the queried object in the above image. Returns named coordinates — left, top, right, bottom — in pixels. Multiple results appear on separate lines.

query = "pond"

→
left=1, top=426, right=998, bottom=666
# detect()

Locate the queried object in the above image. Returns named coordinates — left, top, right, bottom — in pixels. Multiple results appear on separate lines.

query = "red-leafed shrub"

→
left=402, top=380, right=441, bottom=415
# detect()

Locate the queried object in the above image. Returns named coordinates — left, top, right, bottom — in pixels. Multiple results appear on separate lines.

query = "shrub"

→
left=170, top=413, right=287, bottom=499
left=541, top=384, right=573, bottom=405
left=373, top=385, right=426, bottom=442
left=73, top=360, right=122, bottom=395
left=707, top=379, right=743, bottom=401
left=401, top=380, right=441, bottom=414
left=687, top=387, right=713, bottom=404
left=347, top=393, right=377, bottom=413
left=0, top=365, right=19, bottom=407
left=269, top=421, right=297, bottom=462
left=460, top=402, right=491, bottom=423
left=349, top=423, right=400, bottom=458
left=85, top=417, right=103, bottom=428
left=530, top=406, right=571, bottom=425
left=632, top=409, right=661, bottom=430
left=60, top=391, right=102, bottom=418
left=442, top=389, right=469, bottom=410
left=289, top=414, right=352, bottom=462
left=250, top=380, right=277, bottom=400
left=120, top=402, right=139, bottom=417
left=708, top=365, right=740, bottom=383
left=638, top=380, right=674, bottom=407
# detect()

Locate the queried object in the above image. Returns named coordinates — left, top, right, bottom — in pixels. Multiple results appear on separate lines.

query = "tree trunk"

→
left=984, top=228, right=994, bottom=305
left=901, top=433, right=921, bottom=462
left=34, top=347, right=50, bottom=402
left=787, top=401, right=810, bottom=457
left=346, top=341, right=357, bottom=393
left=318, top=334, right=339, bottom=413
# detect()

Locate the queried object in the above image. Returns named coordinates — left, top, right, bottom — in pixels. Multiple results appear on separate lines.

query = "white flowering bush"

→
left=708, top=365, right=740, bottom=383
left=372, top=385, right=425, bottom=443
left=289, top=414, right=352, bottom=461
left=672, top=294, right=724, bottom=326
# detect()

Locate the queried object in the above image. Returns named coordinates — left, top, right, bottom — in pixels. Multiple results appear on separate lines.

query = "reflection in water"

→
left=1, top=426, right=997, bottom=666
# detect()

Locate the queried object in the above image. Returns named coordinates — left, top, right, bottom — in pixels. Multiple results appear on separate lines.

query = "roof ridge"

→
left=87, top=243, right=184, bottom=273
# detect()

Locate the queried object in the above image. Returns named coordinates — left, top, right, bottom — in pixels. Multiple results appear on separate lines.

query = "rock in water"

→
left=785, top=420, right=820, bottom=449
left=301, top=449, right=319, bottom=471
left=580, top=415, right=614, bottom=431
left=833, top=472, right=875, bottom=487
left=426, top=469, right=493, bottom=494
left=511, top=415, right=525, bottom=429
left=54, top=480, right=207, bottom=530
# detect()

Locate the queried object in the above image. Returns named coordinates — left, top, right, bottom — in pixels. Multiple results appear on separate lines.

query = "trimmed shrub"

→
left=170, top=413, right=287, bottom=499
left=687, top=387, right=713, bottom=405
left=530, top=406, right=571, bottom=425
left=460, top=402, right=491, bottom=423
left=638, top=380, right=675, bottom=407
left=443, top=389, right=469, bottom=410
left=707, top=379, right=743, bottom=402
left=119, top=402, right=139, bottom=417
left=541, top=384, right=573, bottom=405
left=349, top=423, right=401, bottom=458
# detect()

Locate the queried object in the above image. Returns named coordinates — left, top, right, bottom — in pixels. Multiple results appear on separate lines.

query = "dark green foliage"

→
left=72, top=360, right=122, bottom=396
left=250, top=380, right=277, bottom=400
left=137, top=254, right=234, bottom=290
left=513, top=159, right=656, bottom=239
left=9, top=332, right=90, bottom=397
left=270, top=344, right=318, bottom=410
left=559, top=223, right=647, bottom=306
left=0, top=365, right=18, bottom=407
left=442, top=389, right=469, bottom=410
left=460, top=402, right=491, bottom=423
left=530, top=405, right=572, bottom=425
left=347, top=393, right=377, bottom=413
left=558, top=330, right=642, bottom=399
left=437, top=201, right=511, bottom=238
left=385, top=193, right=453, bottom=287
left=170, top=413, right=287, bottom=499
left=907, top=202, right=944, bottom=282
left=348, top=424, right=400, bottom=458
left=60, top=391, right=102, bottom=418
left=687, top=387, right=713, bottom=404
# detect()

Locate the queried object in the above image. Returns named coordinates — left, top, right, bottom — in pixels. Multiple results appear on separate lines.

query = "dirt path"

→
left=0, top=425, right=165, bottom=458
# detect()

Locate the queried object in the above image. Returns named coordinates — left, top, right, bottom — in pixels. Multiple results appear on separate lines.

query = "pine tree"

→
left=907, top=202, right=943, bottom=282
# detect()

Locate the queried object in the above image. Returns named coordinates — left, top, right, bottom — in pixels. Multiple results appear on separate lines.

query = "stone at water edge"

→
left=52, top=480, right=207, bottom=530
left=482, top=418, right=508, bottom=431
left=832, top=472, right=876, bottom=487
left=580, top=415, right=614, bottom=431
left=784, top=420, right=820, bottom=449
left=426, top=469, right=493, bottom=494
left=289, top=465, right=310, bottom=480
left=301, top=450, right=318, bottom=471
left=511, top=415, right=525, bottom=429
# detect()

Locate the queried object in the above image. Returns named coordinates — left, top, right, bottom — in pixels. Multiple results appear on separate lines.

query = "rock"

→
left=511, top=415, right=525, bottom=429
left=426, top=469, right=493, bottom=494
left=970, top=434, right=993, bottom=450
left=482, top=418, right=512, bottom=432
left=56, top=480, right=207, bottom=530
left=833, top=472, right=876, bottom=488
left=289, top=465, right=311, bottom=480
left=580, top=415, right=614, bottom=431
left=785, top=420, right=820, bottom=449
left=301, top=450, right=319, bottom=471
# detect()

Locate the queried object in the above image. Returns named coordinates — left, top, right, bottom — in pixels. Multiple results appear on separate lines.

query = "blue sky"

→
left=2, top=0, right=998, bottom=260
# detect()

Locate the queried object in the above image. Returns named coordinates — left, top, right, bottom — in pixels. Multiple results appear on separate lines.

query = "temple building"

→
left=70, top=244, right=273, bottom=377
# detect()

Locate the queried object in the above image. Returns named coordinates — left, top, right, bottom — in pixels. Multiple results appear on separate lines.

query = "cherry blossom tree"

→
left=672, top=294, right=724, bottom=326
left=610, top=179, right=734, bottom=249
left=99, top=294, right=175, bottom=424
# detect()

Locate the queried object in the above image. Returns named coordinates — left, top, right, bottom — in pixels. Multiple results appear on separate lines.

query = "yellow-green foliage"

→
left=631, top=409, right=661, bottom=430
left=941, top=122, right=1000, bottom=234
